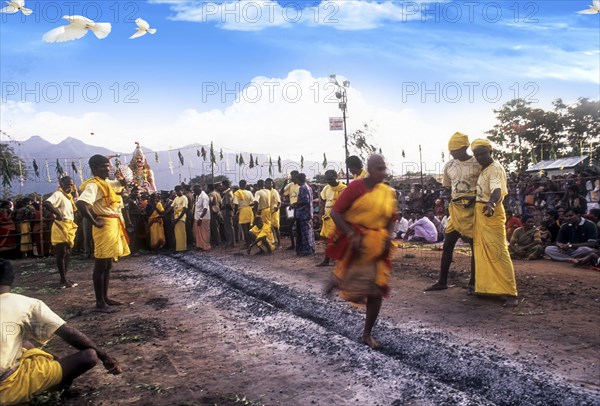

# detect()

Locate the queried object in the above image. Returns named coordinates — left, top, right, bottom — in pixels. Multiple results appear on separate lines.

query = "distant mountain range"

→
left=7, top=136, right=334, bottom=195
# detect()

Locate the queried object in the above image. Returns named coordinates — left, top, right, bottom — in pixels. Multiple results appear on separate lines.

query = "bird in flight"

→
left=43, top=15, right=112, bottom=43
left=577, top=0, right=600, bottom=14
left=0, top=0, right=33, bottom=15
left=130, top=18, right=157, bottom=39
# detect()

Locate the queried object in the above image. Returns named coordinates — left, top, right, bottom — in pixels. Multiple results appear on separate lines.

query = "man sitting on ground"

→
left=405, top=210, right=438, bottom=243
left=0, top=259, right=122, bottom=405
left=246, top=216, right=275, bottom=255
left=545, top=207, right=598, bottom=262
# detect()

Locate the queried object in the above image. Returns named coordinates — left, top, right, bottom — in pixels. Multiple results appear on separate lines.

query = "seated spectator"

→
left=544, top=209, right=561, bottom=242
left=426, top=209, right=444, bottom=242
left=505, top=209, right=523, bottom=242
left=440, top=208, right=450, bottom=231
left=405, top=210, right=438, bottom=244
left=0, top=259, right=122, bottom=405
left=545, top=207, right=598, bottom=262
left=539, top=221, right=553, bottom=246
left=393, top=211, right=409, bottom=239
left=508, top=215, right=544, bottom=260
left=556, top=206, right=567, bottom=225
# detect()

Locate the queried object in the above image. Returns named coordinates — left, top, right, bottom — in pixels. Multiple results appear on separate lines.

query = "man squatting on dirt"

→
left=0, top=259, right=122, bottom=405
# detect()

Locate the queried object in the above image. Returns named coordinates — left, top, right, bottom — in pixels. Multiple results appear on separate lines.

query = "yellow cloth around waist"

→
left=473, top=202, right=518, bottom=296
left=51, top=219, right=78, bottom=248
left=270, top=210, right=280, bottom=229
left=259, top=207, right=271, bottom=225
left=238, top=206, right=254, bottom=225
left=445, top=199, right=475, bottom=238
left=320, top=216, right=336, bottom=239
left=0, top=348, right=62, bottom=405
left=93, top=216, right=130, bottom=260
left=333, top=183, right=396, bottom=301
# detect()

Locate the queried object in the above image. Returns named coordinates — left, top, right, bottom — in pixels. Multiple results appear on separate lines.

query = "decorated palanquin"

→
left=128, top=142, right=157, bottom=193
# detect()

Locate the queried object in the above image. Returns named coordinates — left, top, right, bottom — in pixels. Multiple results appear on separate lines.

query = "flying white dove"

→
left=129, top=18, right=157, bottom=39
left=577, top=0, right=600, bottom=14
left=0, top=0, right=33, bottom=15
left=42, top=15, right=112, bottom=43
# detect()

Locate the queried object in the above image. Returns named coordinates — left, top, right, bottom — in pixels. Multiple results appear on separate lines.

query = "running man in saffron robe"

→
left=327, top=154, right=397, bottom=348
left=76, top=155, right=130, bottom=312
left=44, top=176, right=79, bottom=288
left=471, top=139, right=519, bottom=307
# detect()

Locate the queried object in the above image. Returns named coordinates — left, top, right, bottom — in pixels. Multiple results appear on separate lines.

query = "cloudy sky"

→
left=1, top=0, right=598, bottom=175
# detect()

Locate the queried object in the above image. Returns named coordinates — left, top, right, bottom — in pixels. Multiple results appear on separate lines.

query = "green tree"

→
left=556, top=97, right=600, bottom=162
left=0, top=141, right=25, bottom=196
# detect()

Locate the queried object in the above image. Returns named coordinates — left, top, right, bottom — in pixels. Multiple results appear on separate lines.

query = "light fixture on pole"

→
left=329, top=74, right=351, bottom=184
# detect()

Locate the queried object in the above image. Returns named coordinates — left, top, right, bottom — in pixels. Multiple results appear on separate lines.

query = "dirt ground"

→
left=10, top=239, right=600, bottom=405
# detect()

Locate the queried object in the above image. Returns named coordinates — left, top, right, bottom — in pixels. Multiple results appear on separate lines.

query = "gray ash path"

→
left=149, top=253, right=598, bottom=406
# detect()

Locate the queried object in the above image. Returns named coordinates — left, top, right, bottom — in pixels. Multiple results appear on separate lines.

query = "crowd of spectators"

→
left=1, top=169, right=599, bottom=266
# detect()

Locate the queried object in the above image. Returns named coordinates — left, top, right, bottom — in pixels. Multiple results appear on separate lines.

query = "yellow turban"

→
left=471, top=138, right=493, bottom=151
left=448, top=132, right=470, bottom=151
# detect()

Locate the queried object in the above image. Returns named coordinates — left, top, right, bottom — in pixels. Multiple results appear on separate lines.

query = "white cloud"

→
left=1, top=69, right=497, bottom=174
left=150, top=0, right=426, bottom=31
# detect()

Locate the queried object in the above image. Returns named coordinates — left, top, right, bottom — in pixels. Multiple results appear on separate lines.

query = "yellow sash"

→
left=80, top=177, right=119, bottom=210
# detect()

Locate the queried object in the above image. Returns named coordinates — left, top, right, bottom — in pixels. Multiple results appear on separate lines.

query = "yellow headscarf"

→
left=471, top=138, right=493, bottom=151
left=448, top=132, right=470, bottom=151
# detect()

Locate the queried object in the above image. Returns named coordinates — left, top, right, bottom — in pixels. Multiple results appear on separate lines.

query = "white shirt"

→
left=46, top=190, right=75, bottom=221
left=195, top=191, right=210, bottom=221
left=1, top=293, right=65, bottom=374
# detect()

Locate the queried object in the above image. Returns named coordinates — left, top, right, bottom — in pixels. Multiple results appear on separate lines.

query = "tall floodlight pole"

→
left=329, top=74, right=351, bottom=184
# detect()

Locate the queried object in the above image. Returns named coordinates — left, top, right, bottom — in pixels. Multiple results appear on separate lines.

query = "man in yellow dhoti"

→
left=326, top=154, right=397, bottom=349
left=471, top=139, right=519, bottom=307
left=318, top=169, right=346, bottom=266
left=76, top=155, right=130, bottom=312
left=426, top=132, right=480, bottom=292
left=0, top=259, right=122, bottom=405
left=254, top=180, right=271, bottom=226
left=247, top=216, right=275, bottom=255
left=44, top=176, right=79, bottom=288
left=172, top=185, right=188, bottom=252
left=265, top=178, right=282, bottom=248
left=234, top=180, right=255, bottom=247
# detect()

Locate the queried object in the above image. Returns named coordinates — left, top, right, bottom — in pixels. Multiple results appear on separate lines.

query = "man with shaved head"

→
left=326, top=154, right=397, bottom=349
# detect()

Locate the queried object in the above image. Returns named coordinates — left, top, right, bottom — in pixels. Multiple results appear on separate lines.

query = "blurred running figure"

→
left=326, top=154, right=397, bottom=348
